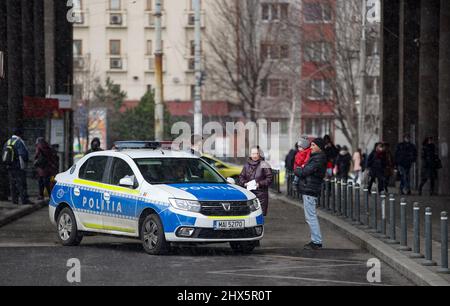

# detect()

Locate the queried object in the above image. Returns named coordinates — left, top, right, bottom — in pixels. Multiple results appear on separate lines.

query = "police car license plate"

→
left=213, top=220, right=245, bottom=230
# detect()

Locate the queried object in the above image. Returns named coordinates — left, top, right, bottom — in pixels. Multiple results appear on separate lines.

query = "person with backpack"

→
left=2, top=128, right=32, bottom=205
left=34, top=137, right=59, bottom=201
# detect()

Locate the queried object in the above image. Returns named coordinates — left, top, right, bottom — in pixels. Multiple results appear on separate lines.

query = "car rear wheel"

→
left=230, top=241, right=257, bottom=254
left=140, top=214, right=170, bottom=255
left=56, top=208, right=83, bottom=246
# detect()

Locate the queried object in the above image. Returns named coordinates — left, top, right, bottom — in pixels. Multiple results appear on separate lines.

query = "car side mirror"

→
left=227, top=177, right=236, bottom=185
left=119, top=177, right=135, bottom=189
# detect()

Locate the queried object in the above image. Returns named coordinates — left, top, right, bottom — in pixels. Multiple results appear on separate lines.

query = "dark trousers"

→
left=38, top=176, right=52, bottom=198
left=8, top=169, right=29, bottom=204
left=398, top=166, right=411, bottom=193
left=419, top=168, right=436, bottom=195
left=368, top=174, right=385, bottom=193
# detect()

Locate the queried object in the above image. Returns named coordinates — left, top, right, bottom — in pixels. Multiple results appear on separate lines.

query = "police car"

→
left=49, top=141, right=264, bottom=255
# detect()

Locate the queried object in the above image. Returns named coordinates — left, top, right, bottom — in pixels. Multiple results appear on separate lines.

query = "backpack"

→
left=2, top=139, right=18, bottom=166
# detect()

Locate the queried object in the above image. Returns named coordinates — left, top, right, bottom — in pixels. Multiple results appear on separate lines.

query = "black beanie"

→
left=312, top=138, right=326, bottom=152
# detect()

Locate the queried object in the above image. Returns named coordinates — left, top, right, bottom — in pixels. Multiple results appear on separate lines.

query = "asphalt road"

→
left=0, top=199, right=414, bottom=286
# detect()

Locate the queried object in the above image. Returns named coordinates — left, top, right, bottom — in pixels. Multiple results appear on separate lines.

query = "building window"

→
left=304, top=118, right=332, bottom=137
left=73, top=40, right=82, bottom=56
left=109, top=40, right=121, bottom=55
left=304, top=42, right=332, bottom=62
left=261, top=79, right=291, bottom=98
left=261, top=43, right=290, bottom=60
left=304, top=2, right=332, bottom=23
left=146, top=40, right=153, bottom=55
left=147, top=85, right=153, bottom=93
left=73, top=84, right=83, bottom=101
left=73, top=0, right=82, bottom=10
left=261, top=3, right=289, bottom=22
left=110, top=0, right=121, bottom=10
left=307, top=79, right=332, bottom=100
left=190, top=0, right=202, bottom=10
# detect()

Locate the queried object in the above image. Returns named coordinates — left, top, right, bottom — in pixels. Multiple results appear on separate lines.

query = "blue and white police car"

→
left=49, top=141, right=264, bottom=255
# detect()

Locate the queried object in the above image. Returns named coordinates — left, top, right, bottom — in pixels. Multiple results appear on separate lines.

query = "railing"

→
left=270, top=169, right=281, bottom=194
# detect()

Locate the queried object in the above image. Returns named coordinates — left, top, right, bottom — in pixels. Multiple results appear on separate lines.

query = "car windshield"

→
left=134, top=158, right=227, bottom=185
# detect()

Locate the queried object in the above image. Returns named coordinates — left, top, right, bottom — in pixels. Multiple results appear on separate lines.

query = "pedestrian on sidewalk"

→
left=367, top=142, right=387, bottom=193
left=34, top=137, right=59, bottom=201
left=334, top=145, right=352, bottom=182
left=383, top=142, right=395, bottom=193
left=419, top=137, right=442, bottom=196
left=352, top=148, right=363, bottom=186
left=323, top=135, right=338, bottom=178
left=86, top=137, right=103, bottom=155
left=295, top=138, right=327, bottom=250
left=239, top=147, right=273, bottom=216
left=2, top=128, right=33, bottom=205
left=394, top=134, right=417, bottom=195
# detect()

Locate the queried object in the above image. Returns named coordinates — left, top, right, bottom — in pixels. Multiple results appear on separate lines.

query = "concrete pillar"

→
left=0, top=0, right=9, bottom=199
left=34, top=0, right=46, bottom=97
left=418, top=1, right=440, bottom=148
left=398, top=0, right=420, bottom=142
left=44, top=0, right=55, bottom=93
left=381, top=0, right=400, bottom=147
left=6, top=0, right=23, bottom=131
left=22, top=0, right=35, bottom=97
left=438, top=0, right=450, bottom=195
left=418, top=0, right=440, bottom=188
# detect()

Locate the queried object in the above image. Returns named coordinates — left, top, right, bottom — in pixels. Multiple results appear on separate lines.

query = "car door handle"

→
left=104, top=193, right=111, bottom=201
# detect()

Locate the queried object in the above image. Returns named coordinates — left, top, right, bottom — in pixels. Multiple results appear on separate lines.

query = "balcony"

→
left=107, top=56, right=127, bottom=72
left=184, top=10, right=206, bottom=28
left=73, top=54, right=90, bottom=72
left=106, top=10, right=127, bottom=28
left=144, top=11, right=166, bottom=29
left=73, top=10, right=89, bottom=27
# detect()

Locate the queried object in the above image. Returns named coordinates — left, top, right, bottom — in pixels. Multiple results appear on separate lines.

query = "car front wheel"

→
left=56, top=208, right=83, bottom=246
left=140, top=214, right=170, bottom=255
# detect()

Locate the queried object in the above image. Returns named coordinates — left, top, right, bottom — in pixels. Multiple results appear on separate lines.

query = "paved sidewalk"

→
left=0, top=198, right=48, bottom=228
left=272, top=190, right=450, bottom=286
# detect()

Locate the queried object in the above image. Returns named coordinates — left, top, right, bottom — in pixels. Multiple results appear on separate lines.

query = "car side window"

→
left=110, top=158, right=136, bottom=187
left=79, top=156, right=108, bottom=182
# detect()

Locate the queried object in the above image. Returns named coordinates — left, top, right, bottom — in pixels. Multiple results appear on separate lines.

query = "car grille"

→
left=196, top=228, right=258, bottom=239
left=199, top=201, right=251, bottom=216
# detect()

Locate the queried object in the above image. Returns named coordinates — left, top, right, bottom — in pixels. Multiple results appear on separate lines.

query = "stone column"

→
left=398, top=0, right=420, bottom=142
left=418, top=0, right=440, bottom=188
left=34, top=0, right=46, bottom=97
left=381, top=0, right=400, bottom=147
left=438, top=0, right=450, bottom=195
left=6, top=0, right=23, bottom=131
left=22, top=0, right=35, bottom=97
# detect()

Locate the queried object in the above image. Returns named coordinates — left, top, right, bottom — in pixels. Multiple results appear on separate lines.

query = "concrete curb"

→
left=0, top=201, right=48, bottom=228
left=271, top=193, right=450, bottom=287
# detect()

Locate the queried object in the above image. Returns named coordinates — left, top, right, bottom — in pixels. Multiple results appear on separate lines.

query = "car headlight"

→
left=248, top=198, right=261, bottom=212
left=169, top=198, right=201, bottom=213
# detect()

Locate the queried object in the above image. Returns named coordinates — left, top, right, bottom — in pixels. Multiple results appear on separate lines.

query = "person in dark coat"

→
left=323, top=135, right=338, bottom=178
left=34, top=137, right=59, bottom=200
left=383, top=142, right=395, bottom=193
left=419, top=137, right=441, bottom=196
left=334, top=146, right=352, bottom=182
left=239, top=147, right=273, bottom=216
left=86, top=137, right=103, bottom=154
left=367, top=142, right=387, bottom=193
left=285, top=144, right=298, bottom=173
left=295, top=138, right=327, bottom=250
left=394, top=134, right=417, bottom=195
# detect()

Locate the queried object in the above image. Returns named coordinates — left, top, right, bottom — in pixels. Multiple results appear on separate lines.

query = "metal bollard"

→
left=438, top=212, right=450, bottom=274
left=409, top=203, right=424, bottom=258
left=362, top=187, right=370, bottom=228
left=369, top=191, right=378, bottom=232
left=378, top=192, right=387, bottom=237
left=398, top=199, right=411, bottom=251
left=342, top=180, right=347, bottom=217
left=326, top=179, right=331, bottom=211
left=387, top=194, right=399, bottom=244
left=422, top=207, right=437, bottom=266
left=336, top=179, right=342, bottom=215
left=353, top=184, right=362, bottom=225
left=331, top=178, right=336, bottom=213
left=347, top=182, right=354, bottom=220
